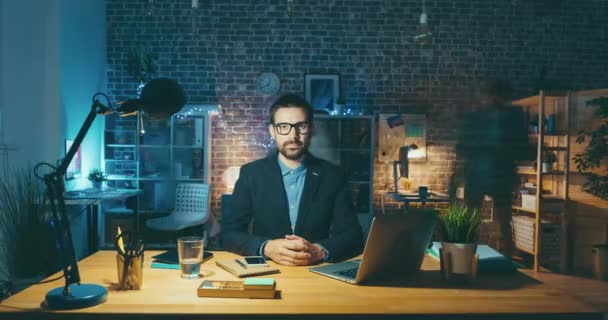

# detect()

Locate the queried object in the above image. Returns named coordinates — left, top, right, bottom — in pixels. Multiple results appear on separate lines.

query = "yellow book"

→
left=197, top=280, right=277, bottom=299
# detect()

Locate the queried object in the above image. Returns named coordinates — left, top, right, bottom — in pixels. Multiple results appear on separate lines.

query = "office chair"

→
left=145, top=183, right=210, bottom=239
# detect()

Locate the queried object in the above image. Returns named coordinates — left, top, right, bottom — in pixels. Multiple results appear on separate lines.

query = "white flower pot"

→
left=542, top=162, right=554, bottom=173
left=92, top=181, right=103, bottom=190
left=441, top=242, right=478, bottom=275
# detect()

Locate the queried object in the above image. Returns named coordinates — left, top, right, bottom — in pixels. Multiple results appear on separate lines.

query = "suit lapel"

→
left=294, top=156, right=322, bottom=235
left=265, top=155, right=292, bottom=234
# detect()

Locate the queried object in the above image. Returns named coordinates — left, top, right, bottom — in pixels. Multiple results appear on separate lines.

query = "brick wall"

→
left=106, top=0, right=608, bottom=221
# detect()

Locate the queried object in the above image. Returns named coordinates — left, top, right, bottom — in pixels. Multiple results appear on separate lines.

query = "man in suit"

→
left=222, top=94, right=364, bottom=266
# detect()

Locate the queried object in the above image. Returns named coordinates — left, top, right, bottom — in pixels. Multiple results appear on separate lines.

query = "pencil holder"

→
left=116, top=253, right=144, bottom=290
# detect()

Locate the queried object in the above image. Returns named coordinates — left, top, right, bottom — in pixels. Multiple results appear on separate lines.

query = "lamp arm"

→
left=38, top=99, right=111, bottom=295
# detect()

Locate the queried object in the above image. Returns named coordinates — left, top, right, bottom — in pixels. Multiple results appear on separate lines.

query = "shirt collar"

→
left=277, top=155, right=307, bottom=176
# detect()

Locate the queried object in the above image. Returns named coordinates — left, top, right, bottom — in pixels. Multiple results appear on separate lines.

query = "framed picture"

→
left=64, top=139, right=82, bottom=181
left=304, top=74, right=340, bottom=112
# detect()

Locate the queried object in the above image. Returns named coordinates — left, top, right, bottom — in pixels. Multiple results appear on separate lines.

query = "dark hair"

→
left=269, top=94, right=313, bottom=124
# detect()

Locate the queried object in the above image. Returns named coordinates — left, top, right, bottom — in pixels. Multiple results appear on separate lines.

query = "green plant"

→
left=126, top=46, right=156, bottom=84
left=87, top=168, right=107, bottom=182
left=543, top=151, right=557, bottom=164
left=438, top=204, right=481, bottom=243
left=574, top=97, right=608, bottom=200
left=0, top=168, right=53, bottom=281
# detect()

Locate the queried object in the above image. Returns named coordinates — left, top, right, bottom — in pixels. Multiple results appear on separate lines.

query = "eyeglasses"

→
left=273, top=121, right=310, bottom=135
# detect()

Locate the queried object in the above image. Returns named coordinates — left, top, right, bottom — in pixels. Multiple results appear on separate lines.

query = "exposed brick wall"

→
left=106, top=0, right=608, bottom=223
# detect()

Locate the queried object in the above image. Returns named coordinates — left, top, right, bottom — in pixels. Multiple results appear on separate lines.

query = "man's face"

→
left=268, top=107, right=311, bottom=161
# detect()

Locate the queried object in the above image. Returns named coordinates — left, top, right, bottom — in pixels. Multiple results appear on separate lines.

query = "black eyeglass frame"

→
left=272, top=121, right=311, bottom=135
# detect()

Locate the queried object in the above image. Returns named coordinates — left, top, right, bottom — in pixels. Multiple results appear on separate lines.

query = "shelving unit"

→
left=510, top=91, right=571, bottom=272
left=308, top=115, right=375, bottom=232
left=103, top=105, right=215, bottom=245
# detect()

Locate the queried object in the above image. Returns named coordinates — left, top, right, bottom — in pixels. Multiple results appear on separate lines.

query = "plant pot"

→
left=334, top=103, right=344, bottom=115
left=542, top=162, right=554, bottom=173
left=592, top=244, right=608, bottom=281
left=92, top=181, right=103, bottom=190
left=441, top=242, right=478, bottom=275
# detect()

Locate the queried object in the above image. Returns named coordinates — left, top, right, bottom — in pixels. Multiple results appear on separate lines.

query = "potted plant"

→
left=542, top=151, right=557, bottom=173
left=574, top=96, right=608, bottom=200
left=0, top=167, right=54, bottom=297
left=126, top=46, right=156, bottom=95
left=438, top=204, right=481, bottom=276
left=88, top=168, right=107, bottom=190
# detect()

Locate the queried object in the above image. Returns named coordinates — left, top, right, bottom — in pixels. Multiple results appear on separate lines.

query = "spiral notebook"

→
left=216, top=258, right=280, bottom=278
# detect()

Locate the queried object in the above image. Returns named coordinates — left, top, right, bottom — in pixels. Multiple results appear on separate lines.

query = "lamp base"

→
left=45, top=284, right=107, bottom=310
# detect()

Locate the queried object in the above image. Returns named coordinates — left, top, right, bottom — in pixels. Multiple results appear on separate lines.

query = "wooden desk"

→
left=0, top=251, right=605, bottom=320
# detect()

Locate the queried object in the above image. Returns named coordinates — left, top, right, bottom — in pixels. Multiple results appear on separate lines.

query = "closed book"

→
left=216, top=258, right=280, bottom=278
left=197, top=280, right=276, bottom=299
left=243, top=278, right=276, bottom=290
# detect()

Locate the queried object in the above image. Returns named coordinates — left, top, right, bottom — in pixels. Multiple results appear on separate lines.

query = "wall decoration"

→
left=377, top=114, right=427, bottom=163
left=304, top=74, right=340, bottom=112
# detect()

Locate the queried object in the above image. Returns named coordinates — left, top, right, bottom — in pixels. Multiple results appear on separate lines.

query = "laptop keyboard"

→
left=334, top=267, right=359, bottom=279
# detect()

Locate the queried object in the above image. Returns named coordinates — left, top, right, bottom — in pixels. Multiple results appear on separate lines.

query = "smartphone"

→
left=243, top=256, right=268, bottom=266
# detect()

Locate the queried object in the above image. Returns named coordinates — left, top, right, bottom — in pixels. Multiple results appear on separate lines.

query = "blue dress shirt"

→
left=277, top=156, right=307, bottom=232
left=258, top=156, right=329, bottom=260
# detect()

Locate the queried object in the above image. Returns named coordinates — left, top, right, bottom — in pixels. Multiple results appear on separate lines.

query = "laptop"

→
left=309, top=209, right=438, bottom=285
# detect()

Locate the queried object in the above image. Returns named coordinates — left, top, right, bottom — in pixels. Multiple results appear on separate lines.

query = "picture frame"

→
left=64, top=139, right=82, bottom=181
left=304, top=74, right=340, bottom=112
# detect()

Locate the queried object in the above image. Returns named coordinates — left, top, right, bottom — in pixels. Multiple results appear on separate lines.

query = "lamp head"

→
left=115, top=78, right=187, bottom=118
left=398, top=144, right=419, bottom=178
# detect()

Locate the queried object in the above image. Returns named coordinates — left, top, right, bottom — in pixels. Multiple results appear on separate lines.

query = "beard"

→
left=278, top=139, right=309, bottom=160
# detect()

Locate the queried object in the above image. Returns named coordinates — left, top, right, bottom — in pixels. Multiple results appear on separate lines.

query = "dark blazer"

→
left=222, top=154, right=364, bottom=262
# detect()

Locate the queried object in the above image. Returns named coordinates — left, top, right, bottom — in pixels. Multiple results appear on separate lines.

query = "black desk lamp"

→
left=34, top=78, right=186, bottom=310
left=393, top=144, right=418, bottom=192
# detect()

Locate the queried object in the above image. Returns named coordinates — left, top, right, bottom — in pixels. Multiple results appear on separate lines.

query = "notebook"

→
left=309, top=209, right=438, bottom=284
left=426, top=242, right=517, bottom=274
left=216, top=258, right=280, bottom=278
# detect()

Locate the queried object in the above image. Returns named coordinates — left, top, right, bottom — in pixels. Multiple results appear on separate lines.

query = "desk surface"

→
left=1, top=251, right=605, bottom=320
left=64, top=189, right=141, bottom=202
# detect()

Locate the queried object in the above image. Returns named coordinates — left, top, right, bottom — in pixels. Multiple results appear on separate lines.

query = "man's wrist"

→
left=259, top=240, right=270, bottom=257
left=315, top=243, right=331, bottom=262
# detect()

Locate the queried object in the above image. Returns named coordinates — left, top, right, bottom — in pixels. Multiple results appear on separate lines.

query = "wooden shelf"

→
left=530, top=133, right=567, bottom=138
left=512, top=206, right=537, bottom=214
left=543, top=195, right=566, bottom=201
left=516, top=245, right=536, bottom=255
left=543, top=170, right=565, bottom=175
left=517, top=168, right=536, bottom=175
left=510, top=90, right=571, bottom=273
left=515, top=169, right=566, bottom=176
left=510, top=91, right=569, bottom=106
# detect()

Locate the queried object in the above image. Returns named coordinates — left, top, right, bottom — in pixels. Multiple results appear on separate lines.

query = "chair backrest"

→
left=174, top=183, right=209, bottom=218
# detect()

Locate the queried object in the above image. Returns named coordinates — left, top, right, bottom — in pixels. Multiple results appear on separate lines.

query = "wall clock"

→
left=256, top=72, right=280, bottom=95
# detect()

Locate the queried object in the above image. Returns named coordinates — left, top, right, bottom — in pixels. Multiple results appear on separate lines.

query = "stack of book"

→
left=197, top=278, right=277, bottom=299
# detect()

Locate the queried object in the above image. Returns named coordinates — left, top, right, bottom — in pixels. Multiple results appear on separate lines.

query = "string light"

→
left=175, top=105, right=275, bottom=150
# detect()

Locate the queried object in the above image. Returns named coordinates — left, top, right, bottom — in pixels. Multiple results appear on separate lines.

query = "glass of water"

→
left=177, top=236, right=204, bottom=279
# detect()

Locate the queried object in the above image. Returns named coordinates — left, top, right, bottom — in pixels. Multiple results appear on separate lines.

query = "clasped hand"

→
left=263, top=234, right=326, bottom=266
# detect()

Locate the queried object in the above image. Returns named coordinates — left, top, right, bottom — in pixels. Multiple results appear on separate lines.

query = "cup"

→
left=116, top=253, right=144, bottom=290
left=418, top=186, right=428, bottom=201
left=177, top=236, right=204, bottom=279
